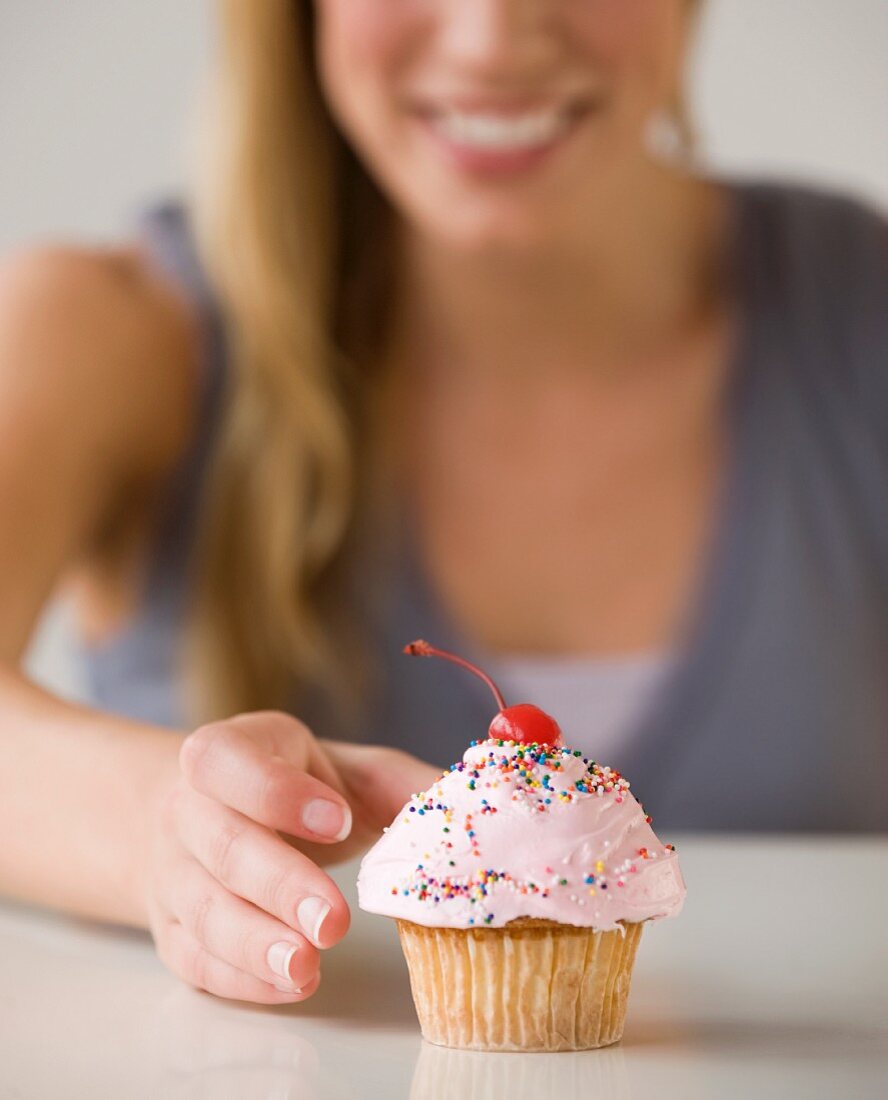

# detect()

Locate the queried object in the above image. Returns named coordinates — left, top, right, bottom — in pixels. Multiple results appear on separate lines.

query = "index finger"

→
left=180, top=722, right=352, bottom=843
left=225, top=711, right=347, bottom=793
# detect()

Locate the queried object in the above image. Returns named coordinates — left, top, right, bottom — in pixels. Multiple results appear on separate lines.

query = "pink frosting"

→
left=358, top=738, right=685, bottom=931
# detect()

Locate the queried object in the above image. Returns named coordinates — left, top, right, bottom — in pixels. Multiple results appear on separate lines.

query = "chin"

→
left=411, top=192, right=564, bottom=254
left=388, top=144, right=605, bottom=255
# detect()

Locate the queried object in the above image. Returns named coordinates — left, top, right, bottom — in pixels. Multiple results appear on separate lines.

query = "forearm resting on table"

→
left=0, top=664, right=180, bottom=927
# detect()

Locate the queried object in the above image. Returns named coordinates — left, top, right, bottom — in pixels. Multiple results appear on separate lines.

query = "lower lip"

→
left=417, top=113, right=583, bottom=178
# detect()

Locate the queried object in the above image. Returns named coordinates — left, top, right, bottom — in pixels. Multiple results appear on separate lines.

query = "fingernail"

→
left=267, top=941, right=300, bottom=983
left=274, top=983, right=303, bottom=995
left=297, top=896, right=332, bottom=946
left=302, top=798, right=352, bottom=842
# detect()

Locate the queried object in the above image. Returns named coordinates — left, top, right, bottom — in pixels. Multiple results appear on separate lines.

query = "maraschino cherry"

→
left=403, top=639, right=563, bottom=748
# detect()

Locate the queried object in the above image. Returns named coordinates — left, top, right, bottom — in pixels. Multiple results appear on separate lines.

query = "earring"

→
left=644, top=106, right=694, bottom=165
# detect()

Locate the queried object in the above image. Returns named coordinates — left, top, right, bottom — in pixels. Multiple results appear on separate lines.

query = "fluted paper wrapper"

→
left=396, top=917, right=642, bottom=1052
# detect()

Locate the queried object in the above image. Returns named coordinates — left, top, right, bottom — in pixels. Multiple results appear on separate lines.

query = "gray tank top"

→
left=81, top=181, right=888, bottom=832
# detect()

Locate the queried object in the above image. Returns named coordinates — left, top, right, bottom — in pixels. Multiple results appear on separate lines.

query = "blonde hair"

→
left=189, top=0, right=389, bottom=722
left=187, top=0, right=702, bottom=723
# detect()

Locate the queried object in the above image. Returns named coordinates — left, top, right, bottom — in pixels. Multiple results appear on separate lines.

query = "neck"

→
left=389, top=162, right=729, bottom=380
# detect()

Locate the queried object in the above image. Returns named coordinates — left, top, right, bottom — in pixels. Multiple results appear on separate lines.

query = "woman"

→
left=0, top=0, right=885, bottom=1006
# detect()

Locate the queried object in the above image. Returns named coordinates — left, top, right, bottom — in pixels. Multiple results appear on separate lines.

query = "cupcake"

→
left=358, top=641, right=686, bottom=1052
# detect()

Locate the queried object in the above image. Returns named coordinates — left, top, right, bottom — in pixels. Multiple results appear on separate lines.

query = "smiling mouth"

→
left=413, top=97, right=598, bottom=170
left=429, top=106, right=578, bottom=151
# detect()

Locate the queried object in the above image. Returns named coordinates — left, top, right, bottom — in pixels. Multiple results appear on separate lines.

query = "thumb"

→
left=323, top=742, right=441, bottom=832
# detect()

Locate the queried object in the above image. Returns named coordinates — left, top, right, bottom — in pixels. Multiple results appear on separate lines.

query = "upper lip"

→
left=412, top=93, right=595, bottom=118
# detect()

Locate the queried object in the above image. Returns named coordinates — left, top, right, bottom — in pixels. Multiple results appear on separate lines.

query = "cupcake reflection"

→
left=410, top=1041, right=632, bottom=1100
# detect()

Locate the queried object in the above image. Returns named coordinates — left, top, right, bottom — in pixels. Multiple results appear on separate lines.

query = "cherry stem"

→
left=403, top=640, right=508, bottom=711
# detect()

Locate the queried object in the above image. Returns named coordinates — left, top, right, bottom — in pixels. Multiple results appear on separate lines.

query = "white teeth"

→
left=433, top=109, right=568, bottom=151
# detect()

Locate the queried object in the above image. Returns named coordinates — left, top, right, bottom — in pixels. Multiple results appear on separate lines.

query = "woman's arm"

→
left=0, top=251, right=439, bottom=1003
left=0, top=246, right=197, bottom=656
left=0, top=245, right=196, bottom=921
left=0, top=665, right=180, bottom=924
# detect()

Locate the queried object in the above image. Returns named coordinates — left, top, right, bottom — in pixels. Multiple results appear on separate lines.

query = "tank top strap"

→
left=132, top=200, right=229, bottom=594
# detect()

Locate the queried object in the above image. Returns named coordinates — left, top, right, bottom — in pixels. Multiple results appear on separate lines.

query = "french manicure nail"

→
left=297, top=896, right=332, bottom=946
left=302, top=798, right=352, bottom=842
left=267, top=940, right=299, bottom=983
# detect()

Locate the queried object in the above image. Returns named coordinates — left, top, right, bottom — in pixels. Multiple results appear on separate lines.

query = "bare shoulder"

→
left=0, top=242, right=199, bottom=477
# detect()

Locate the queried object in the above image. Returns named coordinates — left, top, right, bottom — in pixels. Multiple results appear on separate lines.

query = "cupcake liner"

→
left=396, top=917, right=643, bottom=1052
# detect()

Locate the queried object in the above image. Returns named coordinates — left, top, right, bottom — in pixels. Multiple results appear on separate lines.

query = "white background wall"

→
left=2, top=0, right=887, bottom=695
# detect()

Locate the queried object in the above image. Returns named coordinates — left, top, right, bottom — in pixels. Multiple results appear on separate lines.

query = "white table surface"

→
left=1, top=835, right=886, bottom=1100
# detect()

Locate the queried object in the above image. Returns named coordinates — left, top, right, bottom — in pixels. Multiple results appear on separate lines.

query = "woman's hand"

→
left=143, top=711, right=438, bottom=1005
